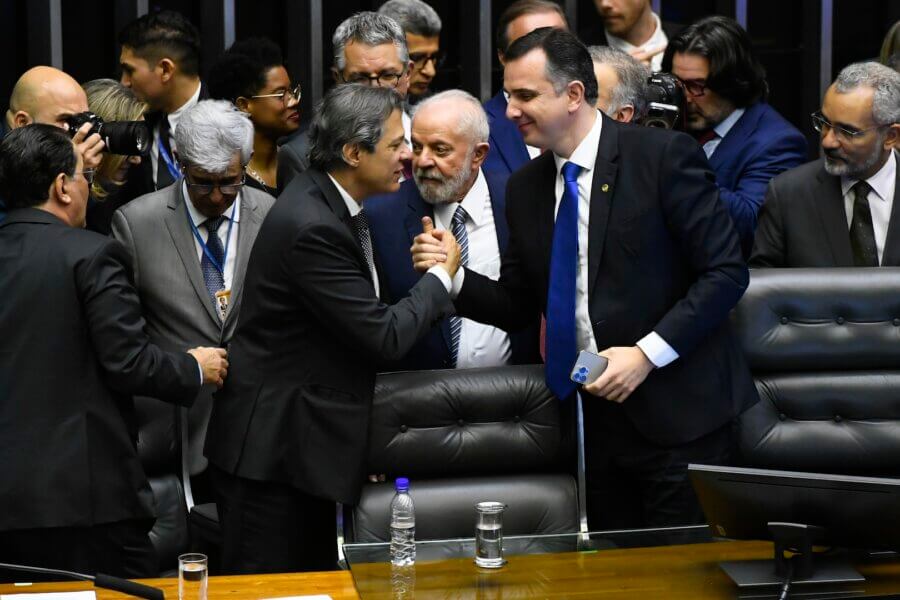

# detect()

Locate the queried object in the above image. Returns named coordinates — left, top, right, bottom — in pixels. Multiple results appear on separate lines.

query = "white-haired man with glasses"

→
left=111, top=99, right=275, bottom=499
left=751, top=61, right=900, bottom=268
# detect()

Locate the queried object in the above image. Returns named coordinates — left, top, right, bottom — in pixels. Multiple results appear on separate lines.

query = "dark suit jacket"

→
left=0, top=208, right=200, bottom=531
left=366, top=171, right=541, bottom=370
left=276, top=128, right=310, bottom=196
left=204, top=168, right=454, bottom=505
left=483, top=92, right=531, bottom=177
left=454, top=113, right=758, bottom=447
left=709, top=102, right=807, bottom=257
left=750, top=154, right=900, bottom=267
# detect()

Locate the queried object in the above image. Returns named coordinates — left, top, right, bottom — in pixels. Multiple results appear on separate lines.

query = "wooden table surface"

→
left=4, top=540, right=900, bottom=599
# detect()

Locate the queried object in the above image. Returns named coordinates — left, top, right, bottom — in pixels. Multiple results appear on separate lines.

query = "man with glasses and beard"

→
left=367, top=90, right=540, bottom=370
left=751, top=62, right=900, bottom=268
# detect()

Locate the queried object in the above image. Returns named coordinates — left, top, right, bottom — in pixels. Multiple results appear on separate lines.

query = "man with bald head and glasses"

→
left=751, top=62, right=900, bottom=268
left=277, top=11, right=414, bottom=193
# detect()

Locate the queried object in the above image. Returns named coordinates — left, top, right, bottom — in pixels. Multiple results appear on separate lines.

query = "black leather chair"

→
left=346, top=365, right=579, bottom=543
left=732, top=268, right=900, bottom=475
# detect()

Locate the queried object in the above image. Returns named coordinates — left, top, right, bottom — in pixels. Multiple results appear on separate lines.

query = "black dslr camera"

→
left=65, top=112, right=150, bottom=156
left=640, top=72, right=687, bottom=131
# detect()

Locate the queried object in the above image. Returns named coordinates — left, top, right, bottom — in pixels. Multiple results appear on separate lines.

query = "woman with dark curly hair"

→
left=208, top=37, right=301, bottom=195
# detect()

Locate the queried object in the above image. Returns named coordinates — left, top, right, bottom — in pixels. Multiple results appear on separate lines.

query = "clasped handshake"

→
left=410, top=216, right=462, bottom=276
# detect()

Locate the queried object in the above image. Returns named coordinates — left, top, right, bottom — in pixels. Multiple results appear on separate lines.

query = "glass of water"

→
left=474, top=501, right=507, bottom=568
left=178, top=553, right=208, bottom=600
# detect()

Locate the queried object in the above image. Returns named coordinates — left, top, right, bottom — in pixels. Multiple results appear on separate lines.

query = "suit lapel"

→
left=707, top=104, right=759, bottom=172
left=223, top=190, right=261, bottom=332
left=880, top=151, right=900, bottom=265
left=308, top=169, right=372, bottom=282
left=486, top=172, right=510, bottom=252
left=404, top=187, right=432, bottom=249
left=812, top=164, right=855, bottom=266
left=164, top=181, right=222, bottom=327
left=534, top=155, right=559, bottom=275
left=587, top=115, right=618, bottom=294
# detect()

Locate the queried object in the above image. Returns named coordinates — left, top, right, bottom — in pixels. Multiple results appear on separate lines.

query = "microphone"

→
left=0, top=563, right=164, bottom=600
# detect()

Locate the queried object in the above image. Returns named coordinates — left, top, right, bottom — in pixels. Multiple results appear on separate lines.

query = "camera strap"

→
left=157, top=133, right=182, bottom=182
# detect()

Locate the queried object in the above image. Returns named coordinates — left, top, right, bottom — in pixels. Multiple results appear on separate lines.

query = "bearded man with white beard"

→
left=366, top=89, right=541, bottom=371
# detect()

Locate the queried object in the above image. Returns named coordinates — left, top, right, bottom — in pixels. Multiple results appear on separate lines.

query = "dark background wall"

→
left=2, top=0, right=898, bottom=155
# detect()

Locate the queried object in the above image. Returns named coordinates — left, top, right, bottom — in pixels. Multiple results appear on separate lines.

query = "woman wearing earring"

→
left=208, top=37, right=301, bottom=196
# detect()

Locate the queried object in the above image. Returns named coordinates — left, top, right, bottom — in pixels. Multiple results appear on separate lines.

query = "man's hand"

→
left=583, top=346, right=654, bottom=403
left=411, top=216, right=452, bottom=272
left=188, top=347, right=229, bottom=388
left=630, top=43, right=666, bottom=67
left=71, top=122, right=105, bottom=171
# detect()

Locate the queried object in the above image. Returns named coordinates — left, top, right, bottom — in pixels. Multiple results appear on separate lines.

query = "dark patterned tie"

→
left=156, top=115, right=176, bottom=189
left=448, top=205, right=469, bottom=367
left=352, top=210, right=379, bottom=294
left=201, top=216, right=226, bottom=309
left=849, top=180, right=878, bottom=267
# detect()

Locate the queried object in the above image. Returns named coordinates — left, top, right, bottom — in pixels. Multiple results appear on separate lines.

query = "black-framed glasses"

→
left=251, top=84, right=302, bottom=105
left=675, top=77, right=708, bottom=97
left=811, top=111, right=888, bottom=141
left=72, top=169, right=95, bottom=186
left=184, top=174, right=246, bottom=195
left=339, top=70, right=404, bottom=88
left=409, top=51, right=445, bottom=70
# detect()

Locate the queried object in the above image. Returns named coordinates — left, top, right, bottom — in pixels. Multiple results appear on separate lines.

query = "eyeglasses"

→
left=409, top=51, right=445, bottom=70
left=811, top=111, right=888, bottom=141
left=184, top=175, right=246, bottom=195
left=676, top=77, right=709, bottom=97
left=71, top=169, right=95, bottom=186
left=251, top=84, right=302, bottom=105
left=340, top=70, right=404, bottom=88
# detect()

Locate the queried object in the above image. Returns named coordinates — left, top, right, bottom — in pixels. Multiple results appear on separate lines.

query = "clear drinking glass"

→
left=474, top=501, right=507, bottom=568
left=178, top=553, right=208, bottom=600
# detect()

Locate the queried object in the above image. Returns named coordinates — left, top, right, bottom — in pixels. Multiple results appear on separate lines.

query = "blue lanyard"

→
left=157, top=131, right=182, bottom=181
left=185, top=198, right=236, bottom=276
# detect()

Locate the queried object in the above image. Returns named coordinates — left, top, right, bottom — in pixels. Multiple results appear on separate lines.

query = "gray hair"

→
left=173, top=99, right=253, bottom=172
left=833, top=61, right=900, bottom=126
left=588, top=45, right=651, bottom=119
left=413, top=89, right=489, bottom=144
left=332, top=11, right=409, bottom=72
left=378, top=0, right=442, bottom=37
left=308, top=84, right=403, bottom=172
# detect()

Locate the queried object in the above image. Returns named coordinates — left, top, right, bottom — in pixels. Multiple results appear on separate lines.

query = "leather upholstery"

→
left=734, top=268, right=900, bottom=475
left=349, top=365, right=578, bottom=543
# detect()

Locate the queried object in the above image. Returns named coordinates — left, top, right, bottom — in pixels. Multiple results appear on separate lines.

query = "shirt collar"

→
left=713, top=107, right=745, bottom=140
left=167, top=80, right=202, bottom=130
left=327, top=173, right=363, bottom=217
left=554, top=110, right=603, bottom=175
left=181, top=180, right=242, bottom=226
left=840, top=150, right=897, bottom=201
left=605, top=12, right=667, bottom=54
left=434, top=169, right=489, bottom=227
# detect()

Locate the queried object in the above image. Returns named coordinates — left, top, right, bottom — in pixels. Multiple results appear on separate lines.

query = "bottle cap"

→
left=395, top=477, right=410, bottom=492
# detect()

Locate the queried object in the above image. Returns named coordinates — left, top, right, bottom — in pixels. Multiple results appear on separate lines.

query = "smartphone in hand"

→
left=570, top=350, right=609, bottom=385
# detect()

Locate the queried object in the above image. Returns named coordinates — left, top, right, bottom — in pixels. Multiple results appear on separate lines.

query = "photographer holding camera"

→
left=2, top=66, right=106, bottom=221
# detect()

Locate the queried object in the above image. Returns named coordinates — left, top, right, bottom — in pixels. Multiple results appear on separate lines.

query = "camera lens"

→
left=99, top=121, right=150, bottom=156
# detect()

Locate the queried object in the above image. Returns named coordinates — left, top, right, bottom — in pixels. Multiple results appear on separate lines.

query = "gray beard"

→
left=415, top=152, right=475, bottom=205
left=823, top=149, right=884, bottom=179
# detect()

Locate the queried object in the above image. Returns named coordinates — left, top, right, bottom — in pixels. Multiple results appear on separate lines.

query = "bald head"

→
left=7, top=66, right=88, bottom=130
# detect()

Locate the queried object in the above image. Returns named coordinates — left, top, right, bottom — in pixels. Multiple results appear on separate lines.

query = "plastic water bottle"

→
left=390, top=477, right=416, bottom=566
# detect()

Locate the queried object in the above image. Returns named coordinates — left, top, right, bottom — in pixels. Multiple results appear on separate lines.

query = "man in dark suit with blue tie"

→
left=663, top=16, right=807, bottom=257
left=483, top=0, right=568, bottom=177
left=367, top=90, right=539, bottom=370
left=414, top=28, right=757, bottom=530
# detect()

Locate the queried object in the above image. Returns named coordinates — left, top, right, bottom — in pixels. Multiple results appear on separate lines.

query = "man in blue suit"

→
left=483, top=0, right=568, bottom=177
left=663, top=16, right=807, bottom=257
left=367, top=90, right=539, bottom=370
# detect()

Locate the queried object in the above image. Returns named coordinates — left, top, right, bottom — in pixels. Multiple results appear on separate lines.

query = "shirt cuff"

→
left=196, top=359, right=204, bottom=386
left=636, top=332, right=679, bottom=368
left=426, top=265, right=465, bottom=298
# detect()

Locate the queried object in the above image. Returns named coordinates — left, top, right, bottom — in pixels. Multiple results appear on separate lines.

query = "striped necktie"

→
left=448, top=205, right=469, bottom=367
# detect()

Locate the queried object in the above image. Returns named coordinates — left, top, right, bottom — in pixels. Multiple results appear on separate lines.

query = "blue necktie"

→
left=201, top=216, right=226, bottom=309
left=545, top=161, right=581, bottom=399
left=448, top=205, right=470, bottom=366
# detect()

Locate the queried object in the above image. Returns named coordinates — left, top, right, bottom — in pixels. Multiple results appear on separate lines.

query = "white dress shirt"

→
left=151, top=81, right=202, bottom=186
left=328, top=175, right=381, bottom=298
left=841, top=151, right=897, bottom=265
left=703, top=108, right=745, bottom=159
left=432, top=170, right=512, bottom=368
left=605, top=12, right=669, bottom=72
left=182, top=182, right=240, bottom=293
left=552, top=111, right=679, bottom=368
